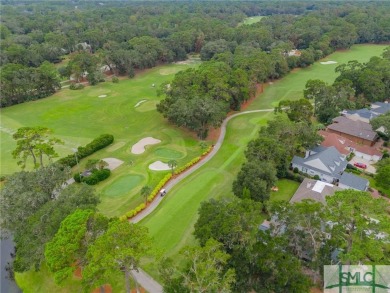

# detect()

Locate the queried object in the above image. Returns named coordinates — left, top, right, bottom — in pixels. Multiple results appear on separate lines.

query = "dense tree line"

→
left=304, top=51, right=390, bottom=124
left=1, top=1, right=390, bottom=107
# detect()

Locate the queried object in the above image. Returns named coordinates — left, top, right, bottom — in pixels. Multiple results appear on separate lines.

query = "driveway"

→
left=349, top=157, right=376, bottom=174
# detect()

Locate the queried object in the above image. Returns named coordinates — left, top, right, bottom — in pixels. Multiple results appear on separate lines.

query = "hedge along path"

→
left=130, top=109, right=273, bottom=224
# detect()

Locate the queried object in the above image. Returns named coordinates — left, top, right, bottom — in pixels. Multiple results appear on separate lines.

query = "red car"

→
left=354, top=162, right=367, bottom=169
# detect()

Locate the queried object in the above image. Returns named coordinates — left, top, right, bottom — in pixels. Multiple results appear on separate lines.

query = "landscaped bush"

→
left=346, top=163, right=358, bottom=170
left=313, top=175, right=320, bottom=180
left=285, top=171, right=304, bottom=183
left=58, top=134, right=114, bottom=167
left=69, top=83, right=84, bottom=90
left=346, top=152, right=355, bottom=161
left=293, top=167, right=299, bottom=173
left=75, top=168, right=111, bottom=185
left=112, top=76, right=119, bottom=83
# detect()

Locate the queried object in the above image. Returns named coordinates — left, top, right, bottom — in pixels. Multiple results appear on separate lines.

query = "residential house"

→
left=319, top=130, right=382, bottom=162
left=327, top=116, right=378, bottom=146
left=341, top=102, right=390, bottom=123
left=290, top=178, right=341, bottom=204
left=292, top=146, right=347, bottom=183
left=338, top=172, right=369, bottom=191
left=371, top=102, right=390, bottom=115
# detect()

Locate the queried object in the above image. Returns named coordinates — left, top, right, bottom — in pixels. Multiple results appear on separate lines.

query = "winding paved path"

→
left=130, top=109, right=273, bottom=293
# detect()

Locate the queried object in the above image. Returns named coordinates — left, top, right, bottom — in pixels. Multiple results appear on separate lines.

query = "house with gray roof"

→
left=371, top=102, right=390, bottom=115
left=290, top=178, right=341, bottom=204
left=292, top=146, right=347, bottom=183
left=339, top=172, right=369, bottom=191
left=342, top=108, right=379, bottom=123
left=327, top=116, right=378, bottom=146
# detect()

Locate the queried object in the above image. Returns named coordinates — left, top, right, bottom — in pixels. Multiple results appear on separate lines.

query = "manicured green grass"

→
left=248, top=44, right=388, bottom=110
left=270, top=179, right=300, bottom=202
left=15, top=262, right=127, bottom=293
left=0, top=62, right=202, bottom=217
left=140, top=44, right=387, bottom=279
left=238, top=16, right=265, bottom=26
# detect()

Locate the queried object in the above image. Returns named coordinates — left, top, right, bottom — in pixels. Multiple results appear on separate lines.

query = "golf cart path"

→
left=130, top=109, right=273, bottom=293
left=131, top=109, right=273, bottom=223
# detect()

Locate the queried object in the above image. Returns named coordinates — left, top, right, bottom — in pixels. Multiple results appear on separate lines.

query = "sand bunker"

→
left=320, top=61, right=338, bottom=65
left=102, top=158, right=124, bottom=170
left=134, top=100, right=147, bottom=107
left=131, top=137, right=161, bottom=154
left=98, top=95, right=107, bottom=98
left=149, top=161, right=170, bottom=171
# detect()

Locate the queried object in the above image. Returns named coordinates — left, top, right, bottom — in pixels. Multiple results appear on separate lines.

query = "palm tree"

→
left=141, top=185, right=152, bottom=205
left=168, top=160, right=177, bottom=175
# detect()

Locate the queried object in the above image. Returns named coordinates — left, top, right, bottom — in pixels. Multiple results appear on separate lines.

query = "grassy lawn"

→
left=15, top=262, right=127, bottom=293
left=8, top=44, right=387, bottom=290
left=248, top=44, right=388, bottom=110
left=362, top=174, right=390, bottom=197
left=139, top=44, right=387, bottom=279
left=0, top=62, right=203, bottom=217
left=237, top=16, right=265, bottom=26
left=270, top=179, right=300, bottom=202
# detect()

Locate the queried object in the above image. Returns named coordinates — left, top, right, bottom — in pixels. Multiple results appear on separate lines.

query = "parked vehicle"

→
left=160, top=189, right=167, bottom=196
left=354, top=162, right=367, bottom=169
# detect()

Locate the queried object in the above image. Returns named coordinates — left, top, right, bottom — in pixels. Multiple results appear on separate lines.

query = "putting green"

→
left=154, top=148, right=184, bottom=159
left=135, top=100, right=158, bottom=112
left=103, top=174, right=144, bottom=197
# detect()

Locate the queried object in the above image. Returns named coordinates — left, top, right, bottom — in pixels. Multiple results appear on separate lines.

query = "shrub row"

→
left=122, top=147, right=213, bottom=220
left=58, top=134, right=114, bottom=167
left=74, top=168, right=111, bottom=185
left=124, top=173, right=173, bottom=219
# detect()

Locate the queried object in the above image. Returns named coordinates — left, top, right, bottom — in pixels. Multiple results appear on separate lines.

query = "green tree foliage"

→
left=0, top=62, right=60, bottom=107
left=375, top=158, right=390, bottom=191
left=233, top=161, right=277, bottom=205
left=193, top=198, right=311, bottom=292
left=231, top=232, right=311, bottom=292
left=13, top=183, right=99, bottom=272
left=12, top=126, right=63, bottom=169
left=325, top=190, right=390, bottom=264
left=141, top=185, right=152, bottom=205
left=45, top=209, right=93, bottom=283
left=45, top=209, right=110, bottom=284
left=67, top=51, right=100, bottom=84
left=0, top=163, right=70, bottom=234
left=275, top=98, right=314, bottom=123
left=270, top=200, right=328, bottom=274
left=371, top=112, right=390, bottom=137
left=304, top=79, right=355, bottom=123
left=194, top=198, right=263, bottom=251
left=159, top=239, right=236, bottom=293
left=167, top=160, right=177, bottom=175
left=83, top=221, right=153, bottom=293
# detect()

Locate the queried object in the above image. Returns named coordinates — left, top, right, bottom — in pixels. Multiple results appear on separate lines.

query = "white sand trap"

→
left=149, top=161, right=170, bottom=171
left=131, top=137, right=161, bottom=154
left=98, top=95, right=107, bottom=98
left=102, top=158, right=124, bottom=170
left=320, top=61, right=338, bottom=65
left=134, top=100, right=147, bottom=107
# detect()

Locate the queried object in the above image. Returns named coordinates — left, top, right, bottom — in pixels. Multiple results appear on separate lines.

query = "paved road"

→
left=130, top=109, right=273, bottom=292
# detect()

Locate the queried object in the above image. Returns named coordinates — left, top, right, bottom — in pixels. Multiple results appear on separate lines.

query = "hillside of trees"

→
left=1, top=1, right=390, bottom=107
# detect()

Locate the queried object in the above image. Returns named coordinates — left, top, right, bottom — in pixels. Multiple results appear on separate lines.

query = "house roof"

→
left=319, top=130, right=382, bottom=157
left=290, top=178, right=341, bottom=204
left=344, top=108, right=379, bottom=121
left=327, top=116, right=378, bottom=142
left=339, top=172, right=369, bottom=191
left=292, top=146, right=347, bottom=178
left=319, top=130, right=351, bottom=155
left=371, top=102, right=390, bottom=115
